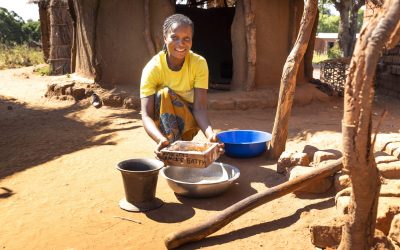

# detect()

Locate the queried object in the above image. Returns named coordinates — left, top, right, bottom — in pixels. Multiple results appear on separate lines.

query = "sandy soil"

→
left=1, top=67, right=399, bottom=250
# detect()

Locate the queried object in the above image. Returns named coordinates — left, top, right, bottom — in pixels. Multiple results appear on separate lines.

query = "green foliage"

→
left=318, top=14, right=340, bottom=33
left=0, top=44, right=44, bottom=69
left=22, top=20, right=41, bottom=42
left=312, top=52, right=329, bottom=64
left=33, top=64, right=50, bottom=76
left=0, top=7, right=41, bottom=45
left=357, top=9, right=364, bottom=32
left=327, top=43, right=342, bottom=59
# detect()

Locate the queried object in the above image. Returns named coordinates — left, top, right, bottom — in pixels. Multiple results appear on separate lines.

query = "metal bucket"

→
left=116, top=158, right=164, bottom=212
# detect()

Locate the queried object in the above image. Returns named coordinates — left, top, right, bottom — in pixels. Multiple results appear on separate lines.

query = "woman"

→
left=140, top=14, right=220, bottom=154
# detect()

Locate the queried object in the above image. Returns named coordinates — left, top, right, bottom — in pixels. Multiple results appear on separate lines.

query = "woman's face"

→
left=164, top=23, right=193, bottom=62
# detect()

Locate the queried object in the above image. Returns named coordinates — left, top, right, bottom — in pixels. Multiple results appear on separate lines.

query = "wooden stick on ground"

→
left=164, top=158, right=343, bottom=249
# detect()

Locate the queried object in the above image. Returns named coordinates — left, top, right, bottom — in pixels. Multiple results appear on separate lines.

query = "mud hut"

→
left=41, top=0, right=315, bottom=91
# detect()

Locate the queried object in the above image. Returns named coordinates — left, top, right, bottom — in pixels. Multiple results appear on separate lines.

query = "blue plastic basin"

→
left=217, top=130, right=272, bottom=158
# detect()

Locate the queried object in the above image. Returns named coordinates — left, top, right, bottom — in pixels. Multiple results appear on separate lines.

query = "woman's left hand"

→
left=208, top=132, right=224, bottom=155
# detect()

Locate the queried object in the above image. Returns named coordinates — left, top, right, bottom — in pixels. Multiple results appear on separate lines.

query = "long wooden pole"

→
left=267, top=0, right=318, bottom=159
left=165, top=158, right=343, bottom=249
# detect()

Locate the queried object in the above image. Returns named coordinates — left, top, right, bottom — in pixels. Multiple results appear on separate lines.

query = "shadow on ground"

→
left=179, top=197, right=335, bottom=249
left=0, top=96, right=140, bottom=180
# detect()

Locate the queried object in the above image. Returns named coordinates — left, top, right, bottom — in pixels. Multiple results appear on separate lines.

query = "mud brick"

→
left=376, top=198, right=400, bottom=235
left=302, top=145, right=319, bottom=161
left=292, top=152, right=310, bottom=166
left=334, top=172, right=351, bottom=192
left=277, top=151, right=294, bottom=174
left=389, top=214, right=400, bottom=247
left=393, top=55, right=400, bottom=64
left=391, top=65, right=400, bottom=75
left=313, top=149, right=342, bottom=164
left=336, top=196, right=350, bottom=215
left=310, top=217, right=345, bottom=249
left=380, top=179, right=400, bottom=197
left=289, top=166, right=332, bottom=194
left=385, top=141, right=400, bottom=155
left=378, top=161, right=400, bottom=179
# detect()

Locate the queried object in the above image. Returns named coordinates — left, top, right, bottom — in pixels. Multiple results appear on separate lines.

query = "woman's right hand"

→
left=155, top=137, right=170, bottom=160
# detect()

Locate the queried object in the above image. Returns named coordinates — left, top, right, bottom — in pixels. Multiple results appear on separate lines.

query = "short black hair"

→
left=162, top=14, right=194, bottom=37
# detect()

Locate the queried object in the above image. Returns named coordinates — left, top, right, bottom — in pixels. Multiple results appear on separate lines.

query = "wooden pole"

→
left=243, top=0, right=256, bottom=91
left=267, top=0, right=318, bottom=159
left=165, top=158, right=343, bottom=249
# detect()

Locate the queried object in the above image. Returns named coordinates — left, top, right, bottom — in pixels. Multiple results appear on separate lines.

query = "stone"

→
left=388, top=214, right=400, bottom=247
left=102, top=94, right=123, bottom=107
left=375, top=135, right=400, bottom=152
left=277, top=151, right=294, bottom=174
left=302, top=145, right=319, bottom=161
left=385, top=142, right=400, bottom=156
left=376, top=198, right=400, bottom=235
left=380, top=179, right=400, bottom=197
left=378, top=161, right=400, bottom=179
left=71, top=88, right=86, bottom=100
left=375, top=153, right=399, bottom=164
left=372, top=229, right=396, bottom=250
left=393, top=147, right=400, bottom=159
left=334, top=172, right=351, bottom=192
left=313, top=149, right=342, bottom=164
left=123, top=97, right=140, bottom=110
left=335, top=196, right=350, bottom=215
left=310, top=217, right=345, bottom=248
left=291, top=152, right=310, bottom=167
left=289, top=166, right=332, bottom=194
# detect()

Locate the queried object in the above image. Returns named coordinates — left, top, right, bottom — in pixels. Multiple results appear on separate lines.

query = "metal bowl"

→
left=160, top=162, right=240, bottom=198
left=217, top=130, right=272, bottom=158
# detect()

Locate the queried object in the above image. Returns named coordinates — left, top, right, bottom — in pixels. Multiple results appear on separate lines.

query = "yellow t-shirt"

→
left=140, top=50, right=209, bottom=103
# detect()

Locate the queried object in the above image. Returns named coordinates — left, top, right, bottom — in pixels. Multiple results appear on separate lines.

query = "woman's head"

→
left=163, top=14, right=194, bottom=62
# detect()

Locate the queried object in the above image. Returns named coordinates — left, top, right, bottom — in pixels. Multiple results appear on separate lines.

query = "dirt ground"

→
left=1, top=66, right=399, bottom=250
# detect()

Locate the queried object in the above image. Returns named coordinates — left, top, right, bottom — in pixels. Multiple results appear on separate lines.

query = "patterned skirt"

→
left=155, top=87, right=199, bottom=142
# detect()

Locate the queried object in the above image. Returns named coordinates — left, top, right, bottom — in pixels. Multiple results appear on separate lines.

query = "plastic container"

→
left=217, top=130, right=272, bottom=158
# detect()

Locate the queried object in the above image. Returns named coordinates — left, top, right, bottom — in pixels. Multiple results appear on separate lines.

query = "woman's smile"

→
left=164, top=23, right=193, bottom=68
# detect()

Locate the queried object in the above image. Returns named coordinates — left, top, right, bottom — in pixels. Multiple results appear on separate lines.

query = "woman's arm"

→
left=192, top=88, right=217, bottom=142
left=141, top=96, right=169, bottom=151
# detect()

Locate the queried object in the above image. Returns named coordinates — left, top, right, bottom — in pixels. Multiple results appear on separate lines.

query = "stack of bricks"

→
left=376, top=44, right=400, bottom=98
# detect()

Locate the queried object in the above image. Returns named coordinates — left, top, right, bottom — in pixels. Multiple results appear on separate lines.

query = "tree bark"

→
left=267, top=0, right=318, bottom=160
left=38, top=1, right=50, bottom=62
left=333, top=0, right=365, bottom=57
left=338, top=1, right=400, bottom=249
left=243, top=0, right=256, bottom=91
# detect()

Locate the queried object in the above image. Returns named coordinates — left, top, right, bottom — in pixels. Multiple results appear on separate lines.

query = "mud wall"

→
left=376, top=44, right=400, bottom=98
left=96, top=0, right=172, bottom=87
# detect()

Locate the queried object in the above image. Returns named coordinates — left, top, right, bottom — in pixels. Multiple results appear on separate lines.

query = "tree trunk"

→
left=335, top=0, right=351, bottom=57
left=334, top=0, right=365, bottom=57
left=48, top=0, right=73, bottom=75
left=267, top=0, right=318, bottom=160
left=304, top=9, right=319, bottom=81
left=243, top=0, right=256, bottom=91
left=38, top=1, right=50, bottom=62
left=338, top=1, right=400, bottom=249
